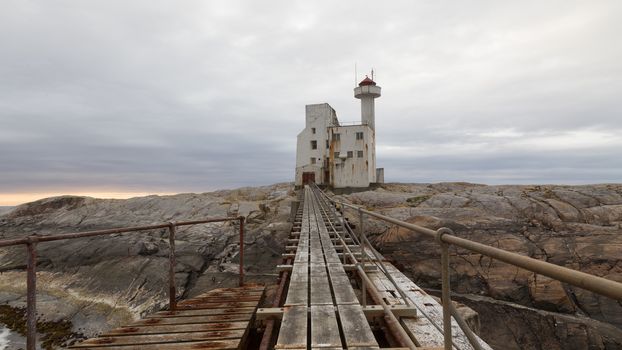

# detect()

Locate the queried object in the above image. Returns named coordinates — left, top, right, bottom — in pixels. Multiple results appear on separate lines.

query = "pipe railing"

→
left=0, top=215, right=245, bottom=350
left=317, top=186, right=622, bottom=350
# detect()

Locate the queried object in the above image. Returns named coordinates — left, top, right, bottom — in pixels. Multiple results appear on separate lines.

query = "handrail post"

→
left=358, top=208, right=367, bottom=307
left=437, top=228, right=452, bottom=350
left=167, top=222, right=177, bottom=311
left=26, top=237, right=38, bottom=350
left=239, top=216, right=245, bottom=287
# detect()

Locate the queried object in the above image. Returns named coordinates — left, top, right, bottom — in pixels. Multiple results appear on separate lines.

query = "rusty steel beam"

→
left=259, top=258, right=292, bottom=350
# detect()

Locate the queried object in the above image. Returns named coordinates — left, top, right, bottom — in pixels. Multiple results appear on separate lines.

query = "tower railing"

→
left=0, top=216, right=245, bottom=350
left=311, top=183, right=622, bottom=350
left=328, top=121, right=369, bottom=127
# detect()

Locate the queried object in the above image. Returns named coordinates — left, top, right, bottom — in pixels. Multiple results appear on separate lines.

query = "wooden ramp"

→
left=70, top=286, right=264, bottom=350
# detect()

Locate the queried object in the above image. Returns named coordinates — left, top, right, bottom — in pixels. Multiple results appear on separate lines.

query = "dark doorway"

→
left=302, top=172, right=315, bottom=184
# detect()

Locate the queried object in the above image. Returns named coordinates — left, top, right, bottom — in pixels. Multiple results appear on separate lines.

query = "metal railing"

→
left=0, top=216, right=245, bottom=350
left=329, top=121, right=369, bottom=127
left=312, top=183, right=622, bottom=350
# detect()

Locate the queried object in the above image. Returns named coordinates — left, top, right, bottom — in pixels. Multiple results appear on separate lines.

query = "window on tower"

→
left=310, top=157, right=316, bottom=164
left=312, top=128, right=316, bottom=134
left=310, top=140, right=317, bottom=149
left=357, top=150, right=364, bottom=158
left=347, top=151, right=353, bottom=158
left=356, top=132, right=364, bottom=140
left=333, top=133, right=340, bottom=141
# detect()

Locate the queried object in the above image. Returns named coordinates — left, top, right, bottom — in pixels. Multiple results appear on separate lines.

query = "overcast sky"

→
left=1, top=1, right=621, bottom=205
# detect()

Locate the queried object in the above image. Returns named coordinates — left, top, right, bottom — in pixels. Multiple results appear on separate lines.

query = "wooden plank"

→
left=310, top=305, right=342, bottom=348
left=310, top=251, right=325, bottom=263
left=69, top=339, right=241, bottom=349
left=366, top=270, right=403, bottom=305
left=70, top=329, right=246, bottom=347
left=175, top=301, right=258, bottom=310
left=255, top=307, right=284, bottom=321
left=290, top=263, right=309, bottom=283
left=380, top=262, right=493, bottom=350
left=180, top=296, right=261, bottom=303
left=331, top=279, right=359, bottom=305
left=151, top=307, right=257, bottom=318
left=309, top=263, right=327, bottom=278
left=132, top=313, right=252, bottom=326
left=275, top=306, right=308, bottom=349
left=337, top=305, right=379, bottom=348
left=326, top=264, right=349, bottom=280
left=294, top=252, right=309, bottom=263
left=103, top=322, right=249, bottom=336
left=310, top=276, right=333, bottom=305
left=323, top=251, right=341, bottom=263
left=284, top=281, right=308, bottom=306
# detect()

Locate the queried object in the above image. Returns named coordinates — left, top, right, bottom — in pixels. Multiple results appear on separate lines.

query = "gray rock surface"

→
left=1, top=182, right=621, bottom=349
left=0, top=183, right=293, bottom=347
left=335, top=183, right=622, bottom=349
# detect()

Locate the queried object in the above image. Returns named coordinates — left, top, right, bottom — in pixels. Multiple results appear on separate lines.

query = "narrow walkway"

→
left=276, top=187, right=378, bottom=349
left=70, top=286, right=264, bottom=349
left=274, top=185, right=493, bottom=350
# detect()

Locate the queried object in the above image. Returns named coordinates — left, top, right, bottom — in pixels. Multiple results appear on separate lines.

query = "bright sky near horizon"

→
left=1, top=1, right=621, bottom=206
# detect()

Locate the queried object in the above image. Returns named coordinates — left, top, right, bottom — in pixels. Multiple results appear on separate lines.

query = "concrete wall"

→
left=376, top=168, right=384, bottom=183
left=295, top=103, right=338, bottom=186
left=354, top=85, right=381, bottom=130
left=328, top=125, right=376, bottom=188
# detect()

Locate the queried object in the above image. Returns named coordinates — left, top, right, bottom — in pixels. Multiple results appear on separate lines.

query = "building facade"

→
left=295, top=77, right=384, bottom=188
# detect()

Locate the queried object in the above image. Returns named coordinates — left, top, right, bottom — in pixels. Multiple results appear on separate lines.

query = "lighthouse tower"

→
left=354, top=75, right=381, bottom=130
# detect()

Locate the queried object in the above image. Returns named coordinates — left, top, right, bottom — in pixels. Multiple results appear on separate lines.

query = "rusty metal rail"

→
left=0, top=216, right=245, bottom=350
left=314, top=184, right=622, bottom=350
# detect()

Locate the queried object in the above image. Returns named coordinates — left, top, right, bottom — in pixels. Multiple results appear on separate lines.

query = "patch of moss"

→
left=0, top=304, right=84, bottom=349
left=406, top=195, right=430, bottom=207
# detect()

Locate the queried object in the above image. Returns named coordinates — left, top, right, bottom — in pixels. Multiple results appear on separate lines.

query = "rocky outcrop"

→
left=1, top=182, right=621, bottom=349
left=453, top=293, right=622, bottom=350
left=0, top=183, right=294, bottom=348
left=336, top=183, right=622, bottom=349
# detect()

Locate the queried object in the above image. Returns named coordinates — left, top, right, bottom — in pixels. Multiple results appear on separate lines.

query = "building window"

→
left=334, top=151, right=340, bottom=158
left=312, top=127, right=316, bottom=134
left=347, top=151, right=353, bottom=158
left=356, top=132, right=364, bottom=140
left=326, top=140, right=329, bottom=149
left=357, top=150, right=364, bottom=158
left=311, top=140, right=317, bottom=149
left=333, top=133, right=340, bottom=141
left=310, top=157, right=316, bottom=164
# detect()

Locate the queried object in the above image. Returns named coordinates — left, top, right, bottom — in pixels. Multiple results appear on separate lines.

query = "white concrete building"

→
left=295, top=77, right=384, bottom=188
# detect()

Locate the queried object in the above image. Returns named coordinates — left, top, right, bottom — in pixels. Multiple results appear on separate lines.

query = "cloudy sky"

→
left=1, top=1, right=621, bottom=205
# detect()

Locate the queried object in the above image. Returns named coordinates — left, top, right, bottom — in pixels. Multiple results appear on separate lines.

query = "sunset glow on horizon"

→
left=0, top=191, right=179, bottom=207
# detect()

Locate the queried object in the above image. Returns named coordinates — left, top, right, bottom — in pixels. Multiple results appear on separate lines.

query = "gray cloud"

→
left=1, top=0, right=621, bottom=198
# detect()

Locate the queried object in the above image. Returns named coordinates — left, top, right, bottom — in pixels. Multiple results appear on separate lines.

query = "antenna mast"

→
left=354, top=63, right=358, bottom=87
